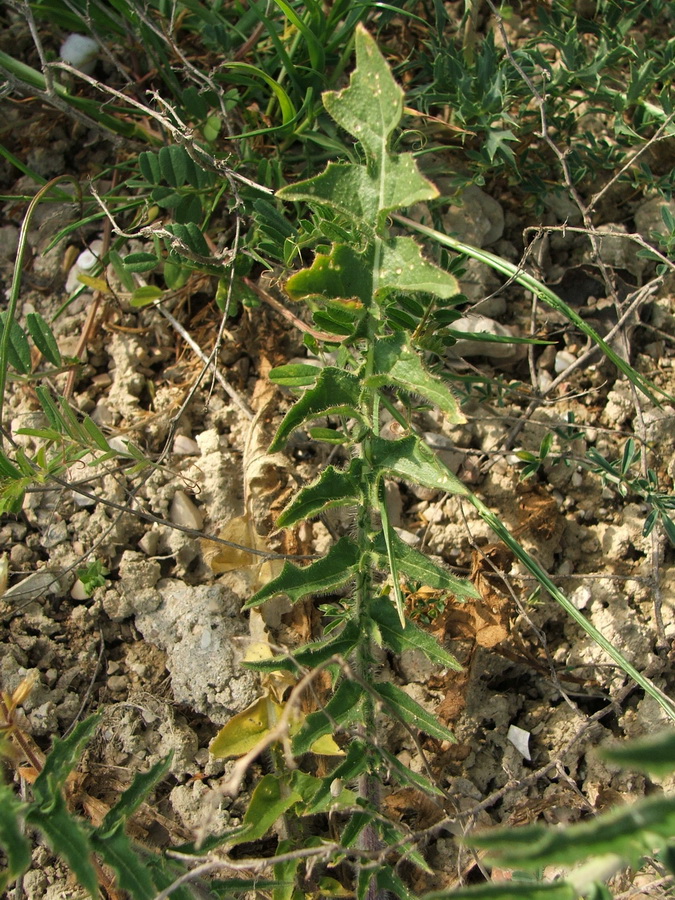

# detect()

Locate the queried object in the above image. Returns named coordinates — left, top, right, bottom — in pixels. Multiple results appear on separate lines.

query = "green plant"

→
left=3, top=5, right=675, bottom=898
left=406, top=0, right=675, bottom=205
left=202, top=27, right=675, bottom=900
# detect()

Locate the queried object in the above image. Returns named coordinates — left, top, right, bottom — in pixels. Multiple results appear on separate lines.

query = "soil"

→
left=2, top=14, right=675, bottom=900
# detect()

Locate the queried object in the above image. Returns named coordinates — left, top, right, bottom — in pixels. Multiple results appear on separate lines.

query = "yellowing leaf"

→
left=210, top=696, right=283, bottom=759
left=210, top=690, right=344, bottom=760
left=309, top=734, right=343, bottom=756
left=77, top=274, right=110, bottom=293
left=243, top=642, right=274, bottom=663
left=202, top=513, right=264, bottom=572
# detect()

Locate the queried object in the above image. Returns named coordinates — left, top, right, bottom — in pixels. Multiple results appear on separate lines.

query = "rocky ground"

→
left=2, top=42, right=675, bottom=900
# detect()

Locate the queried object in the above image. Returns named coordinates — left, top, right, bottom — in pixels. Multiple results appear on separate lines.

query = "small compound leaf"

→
left=276, top=463, right=364, bottom=527
left=370, top=435, right=470, bottom=496
left=369, top=595, right=463, bottom=672
left=164, top=222, right=211, bottom=258
left=269, top=363, right=320, bottom=387
left=285, top=244, right=374, bottom=305
left=379, top=237, right=459, bottom=299
left=322, top=25, right=403, bottom=159
left=158, top=145, right=191, bottom=188
left=292, top=680, right=364, bottom=756
left=236, top=774, right=303, bottom=844
left=0, top=449, right=22, bottom=479
left=138, top=150, right=161, bottom=184
left=175, top=193, right=203, bottom=225
left=246, top=536, right=361, bottom=607
left=269, top=367, right=363, bottom=452
left=373, top=682, right=455, bottom=743
left=26, top=312, right=61, bottom=366
left=368, top=332, right=465, bottom=423
left=371, top=530, right=478, bottom=600
left=0, top=314, right=30, bottom=375
left=130, top=285, right=164, bottom=307
left=123, top=251, right=159, bottom=273
left=82, top=416, right=111, bottom=452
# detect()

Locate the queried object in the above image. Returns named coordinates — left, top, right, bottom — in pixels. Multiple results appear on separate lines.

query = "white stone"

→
left=60, top=34, right=99, bottom=75
left=170, top=490, right=204, bottom=530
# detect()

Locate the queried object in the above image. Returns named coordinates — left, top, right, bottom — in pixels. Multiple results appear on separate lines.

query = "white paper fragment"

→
left=507, top=724, right=531, bottom=760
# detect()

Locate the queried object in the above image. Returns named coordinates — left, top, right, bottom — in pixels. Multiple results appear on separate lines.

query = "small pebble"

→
left=138, top=531, right=159, bottom=556
left=554, top=350, right=576, bottom=374
left=170, top=490, right=204, bottom=530
left=70, top=579, right=89, bottom=601
left=107, top=675, right=128, bottom=692
left=173, top=435, right=200, bottom=455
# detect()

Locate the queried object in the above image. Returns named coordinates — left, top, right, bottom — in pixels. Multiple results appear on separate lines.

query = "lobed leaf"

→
left=601, top=730, right=675, bottom=776
left=376, top=746, right=445, bottom=796
left=245, top=536, right=361, bottom=606
left=322, top=24, right=403, bottom=160
left=0, top=780, right=31, bottom=886
left=26, top=793, right=99, bottom=899
left=32, top=714, right=102, bottom=807
left=268, top=367, right=363, bottom=452
left=98, top=754, right=172, bottom=838
left=379, top=237, right=459, bottom=299
left=371, top=529, right=478, bottom=600
left=278, top=156, right=435, bottom=231
left=470, top=795, right=675, bottom=867
left=276, top=464, right=364, bottom=527
left=373, top=682, right=456, bottom=743
left=210, top=696, right=282, bottom=759
left=367, top=332, right=465, bottom=423
left=235, top=774, right=303, bottom=844
left=369, top=595, right=463, bottom=672
left=370, top=434, right=470, bottom=496
left=422, top=885, right=577, bottom=900
left=90, top=829, right=157, bottom=900
left=285, top=243, right=373, bottom=305
left=243, top=620, right=361, bottom=674
left=292, top=680, right=364, bottom=755
left=269, top=363, right=320, bottom=387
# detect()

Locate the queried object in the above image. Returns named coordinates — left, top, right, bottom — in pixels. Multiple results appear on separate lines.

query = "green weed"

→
left=1, top=2, right=675, bottom=899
